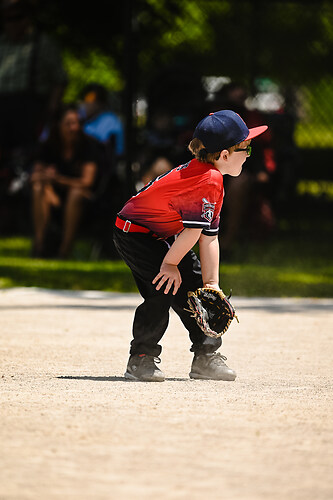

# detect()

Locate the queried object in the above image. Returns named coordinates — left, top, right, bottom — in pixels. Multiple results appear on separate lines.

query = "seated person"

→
left=136, top=157, right=173, bottom=192
left=79, top=83, right=124, bottom=163
left=30, top=103, right=101, bottom=259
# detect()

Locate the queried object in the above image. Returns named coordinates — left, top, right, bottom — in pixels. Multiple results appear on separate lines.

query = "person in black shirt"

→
left=30, top=103, right=100, bottom=258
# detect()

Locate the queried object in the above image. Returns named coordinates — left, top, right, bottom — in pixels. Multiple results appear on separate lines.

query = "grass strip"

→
left=0, top=237, right=332, bottom=297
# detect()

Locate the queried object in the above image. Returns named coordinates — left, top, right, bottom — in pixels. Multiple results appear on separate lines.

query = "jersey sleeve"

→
left=170, top=178, right=223, bottom=234
left=201, top=189, right=224, bottom=236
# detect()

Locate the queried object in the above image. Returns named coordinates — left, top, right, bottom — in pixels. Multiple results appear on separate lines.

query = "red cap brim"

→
left=246, top=125, right=268, bottom=141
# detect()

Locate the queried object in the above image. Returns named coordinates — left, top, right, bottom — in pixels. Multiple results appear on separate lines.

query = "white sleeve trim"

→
left=202, top=227, right=219, bottom=236
left=183, top=220, right=210, bottom=228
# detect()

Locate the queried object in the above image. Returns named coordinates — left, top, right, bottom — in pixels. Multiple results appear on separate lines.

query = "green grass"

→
left=0, top=233, right=332, bottom=297
left=0, top=238, right=136, bottom=292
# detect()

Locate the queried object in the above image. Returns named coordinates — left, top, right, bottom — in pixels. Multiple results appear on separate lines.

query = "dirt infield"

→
left=1, top=288, right=332, bottom=500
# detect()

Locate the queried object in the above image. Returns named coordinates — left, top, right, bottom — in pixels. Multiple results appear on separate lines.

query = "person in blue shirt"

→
left=79, top=83, right=124, bottom=159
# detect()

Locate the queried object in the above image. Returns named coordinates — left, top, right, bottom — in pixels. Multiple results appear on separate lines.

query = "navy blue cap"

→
left=193, top=109, right=268, bottom=153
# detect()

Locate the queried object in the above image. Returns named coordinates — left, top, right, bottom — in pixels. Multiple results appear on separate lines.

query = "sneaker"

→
left=189, top=352, right=237, bottom=381
left=124, top=354, right=165, bottom=382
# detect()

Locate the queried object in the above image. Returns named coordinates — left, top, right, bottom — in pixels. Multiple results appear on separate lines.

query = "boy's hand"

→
left=152, top=263, right=182, bottom=295
left=203, top=283, right=220, bottom=291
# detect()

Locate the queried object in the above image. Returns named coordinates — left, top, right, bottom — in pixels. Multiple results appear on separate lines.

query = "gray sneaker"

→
left=124, top=354, right=165, bottom=382
left=189, top=352, right=237, bottom=381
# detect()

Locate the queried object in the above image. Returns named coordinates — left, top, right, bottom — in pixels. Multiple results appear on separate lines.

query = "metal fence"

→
left=129, top=0, right=333, bottom=217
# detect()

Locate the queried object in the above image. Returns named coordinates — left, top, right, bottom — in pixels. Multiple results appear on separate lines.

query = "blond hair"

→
left=188, top=137, right=251, bottom=164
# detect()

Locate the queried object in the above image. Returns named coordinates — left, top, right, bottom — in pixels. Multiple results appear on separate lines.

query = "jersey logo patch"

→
left=201, top=198, right=215, bottom=222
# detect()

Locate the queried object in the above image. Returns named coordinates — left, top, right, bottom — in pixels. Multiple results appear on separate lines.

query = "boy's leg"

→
left=172, top=250, right=236, bottom=380
left=113, top=228, right=174, bottom=357
left=171, top=250, right=222, bottom=354
left=114, top=230, right=236, bottom=381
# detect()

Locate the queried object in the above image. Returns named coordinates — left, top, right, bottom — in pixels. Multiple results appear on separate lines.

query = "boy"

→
left=113, top=110, right=268, bottom=382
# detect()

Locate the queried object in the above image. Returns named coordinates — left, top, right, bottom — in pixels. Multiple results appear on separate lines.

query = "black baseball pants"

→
left=113, top=227, right=222, bottom=357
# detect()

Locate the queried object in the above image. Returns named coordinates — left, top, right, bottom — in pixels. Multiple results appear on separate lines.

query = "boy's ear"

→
left=221, top=149, right=229, bottom=161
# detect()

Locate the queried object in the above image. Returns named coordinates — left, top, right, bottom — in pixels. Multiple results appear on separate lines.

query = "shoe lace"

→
left=210, top=352, right=227, bottom=365
left=142, top=355, right=161, bottom=365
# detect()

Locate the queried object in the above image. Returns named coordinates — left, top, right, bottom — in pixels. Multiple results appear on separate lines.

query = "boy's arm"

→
left=153, top=228, right=202, bottom=295
left=198, top=233, right=220, bottom=289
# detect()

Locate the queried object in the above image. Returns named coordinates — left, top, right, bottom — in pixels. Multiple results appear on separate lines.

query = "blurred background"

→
left=0, top=0, right=332, bottom=295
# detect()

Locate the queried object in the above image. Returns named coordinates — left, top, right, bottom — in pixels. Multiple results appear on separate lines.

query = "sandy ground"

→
left=0, top=287, right=332, bottom=500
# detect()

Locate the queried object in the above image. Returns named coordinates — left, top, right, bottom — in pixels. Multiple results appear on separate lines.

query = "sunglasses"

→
left=234, top=145, right=252, bottom=157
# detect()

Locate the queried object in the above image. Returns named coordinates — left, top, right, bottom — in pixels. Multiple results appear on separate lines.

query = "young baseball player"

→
left=113, top=110, right=268, bottom=382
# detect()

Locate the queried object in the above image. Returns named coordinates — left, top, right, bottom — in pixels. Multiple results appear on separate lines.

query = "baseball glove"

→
left=185, top=288, right=239, bottom=338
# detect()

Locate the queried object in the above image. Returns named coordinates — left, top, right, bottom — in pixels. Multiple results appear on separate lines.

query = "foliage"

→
left=27, top=0, right=333, bottom=150
left=295, top=78, right=333, bottom=148
left=62, top=49, right=124, bottom=103
left=29, top=0, right=333, bottom=89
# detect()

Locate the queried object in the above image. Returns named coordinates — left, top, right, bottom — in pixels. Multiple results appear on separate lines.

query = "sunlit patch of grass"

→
left=0, top=237, right=31, bottom=257
left=278, top=270, right=333, bottom=285
left=0, top=277, right=12, bottom=287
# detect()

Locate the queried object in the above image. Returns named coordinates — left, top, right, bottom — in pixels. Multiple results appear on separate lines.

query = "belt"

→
left=115, top=216, right=151, bottom=234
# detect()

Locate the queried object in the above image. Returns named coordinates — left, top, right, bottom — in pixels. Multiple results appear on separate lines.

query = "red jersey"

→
left=118, top=159, right=224, bottom=239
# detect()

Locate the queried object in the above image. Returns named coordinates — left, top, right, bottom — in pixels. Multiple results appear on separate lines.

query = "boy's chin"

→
left=230, top=168, right=242, bottom=177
